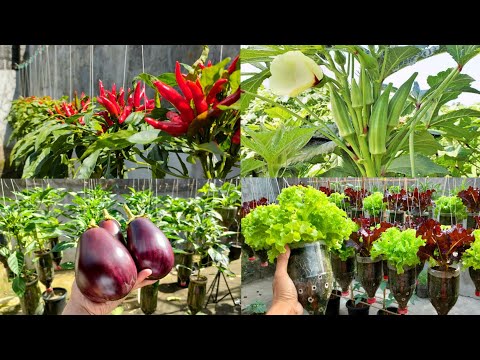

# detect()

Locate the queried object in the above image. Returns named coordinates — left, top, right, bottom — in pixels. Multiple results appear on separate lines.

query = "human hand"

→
left=62, top=269, right=157, bottom=315
left=267, top=245, right=304, bottom=315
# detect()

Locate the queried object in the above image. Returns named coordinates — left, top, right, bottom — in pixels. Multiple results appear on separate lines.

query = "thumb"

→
left=276, top=245, right=291, bottom=273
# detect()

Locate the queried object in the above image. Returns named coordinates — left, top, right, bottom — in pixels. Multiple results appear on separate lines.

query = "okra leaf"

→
left=240, top=158, right=265, bottom=177
left=240, top=69, right=270, bottom=112
left=381, top=46, right=421, bottom=79
left=240, top=47, right=287, bottom=63
left=429, top=108, right=480, bottom=127
left=446, top=45, right=480, bottom=66
left=12, top=277, right=26, bottom=297
left=76, top=149, right=101, bottom=179
left=387, top=154, right=449, bottom=177
left=128, top=130, right=161, bottom=145
left=7, top=251, right=24, bottom=276
left=399, top=129, right=442, bottom=156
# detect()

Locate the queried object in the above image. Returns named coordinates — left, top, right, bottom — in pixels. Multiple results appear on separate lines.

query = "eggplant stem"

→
left=103, top=208, right=115, bottom=220
left=123, top=204, right=135, bottom=221
left=88, top=218, right=98, bottom=229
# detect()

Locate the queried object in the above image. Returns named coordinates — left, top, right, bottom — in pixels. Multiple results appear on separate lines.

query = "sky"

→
left=241, top=46, right=480, bottom=106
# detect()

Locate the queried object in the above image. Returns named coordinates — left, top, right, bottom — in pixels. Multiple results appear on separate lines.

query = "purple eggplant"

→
left=124, top=205, right=174, bottom=280
left=75, top=223, right=137, bottom=303
left=99, top=209, right=125, bottom=244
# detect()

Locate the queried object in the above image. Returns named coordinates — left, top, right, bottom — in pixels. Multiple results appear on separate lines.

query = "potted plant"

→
left=416, top=269, right=429, bottom=298
left=416, top=219, right=474, bottom=315
left=349, top=218, right=394, bottom=304
left=42, top=287, right=68, bottom=315
left=241, top=197, right=269, bottom=263
left=407, top=188, right=435, bottom=221
left=242, top=185, right=356, bottom=315
left=371, top=227, right=426, bottom=314
left=433, top=195, right=467, bottom=226
left=457, top=187, right=480, bottom=229
left=330, top=241, right=356, bottom=296
left=242, top=300, right=267, bottom=315
left=363, top=192, right=386, bottom=223
left=325, top=290, right=342, bottom=316
left=344, top=188, right=369, bottom=219
left=328, top=192, right=351, bottom=214
left=199, top=182, right=241, bottom=229
left=345, top=293, right=370, bottom=316
left=384, top=187, right=407, bottom=223
left=461, top=229, right=480, bottom=297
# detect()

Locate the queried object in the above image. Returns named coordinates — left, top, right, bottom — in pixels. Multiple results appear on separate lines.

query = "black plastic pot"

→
left=345, top=298, right=369, bottom=316
left=388, top=262, right=416, bottom=313
left=242, top=242, right=256, bottom=261
left=140, top=281, right=159, bottom=315
left=438, top=213, right=458, bottom=226
left=350, top=208, right=363, bottom=219
left=382, top=260, right=389, bottom=281
left=325, top=290, right=341, bottom=316
left=330, top=253, right=354, bottom=295
left=20, top=275, right=43, bottom=315
left=34, top=250, right=55, bottom=289
left=177, top=252, right=193, bottom=288
left=388, top=210, right=405, bottom=224
left=415, top=260, right=425, bottom=279
left=255, top=249, right=269, bottom=267
left=416, top=283, right=428, bottom=298
left=42, top=287, right=67, bottom=315
left=187, top=275, right=207, bottom=315
left=356, top=254, right=383, bottom=304
left=287, top=242, right=333, bottom=315
left=468, top=267, right=480, bottom=297
left=228, top=242, right=242, bottom=261
left=49, top=237, right=63, bottom=269
left=377, top=306, right=399, bottom=315
left=428, top=266, right=460, bottom=315
left=467, top=213, right=478, bottom=229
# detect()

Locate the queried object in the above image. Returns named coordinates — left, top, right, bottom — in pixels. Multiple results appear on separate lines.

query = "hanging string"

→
left=220, top=45, right=224, bottom=62
left=90, top=45, right=94, bottom=98
left=46, top=45, right=52, bottom=97
left=69, top=45, right=72, bottom=100
left=123, top=45, right=128, bottom=90
left=53, top=45, right=57, bottom=99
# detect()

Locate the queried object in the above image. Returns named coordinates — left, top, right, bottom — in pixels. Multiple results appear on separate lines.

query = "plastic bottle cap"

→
left=248, top=257, right=256, bottom=262
left=180, top=281, right=187, bottom=287
left=46, top=287, right=53, bottom=293
left=476, top=290, right=480, bottom=297
left=341, top=291, right=349, bottom=297
left=367, top=297, right=376, bottom=304
left=260, top=261, right=268, bottom=267
left=398, top=307, right=408, bottom=315
left=383, top=275, right=389, bottom=280
left=55, top=265, right=62, bottom=271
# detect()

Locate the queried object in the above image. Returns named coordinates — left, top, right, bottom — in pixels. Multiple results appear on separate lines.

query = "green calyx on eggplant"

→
left=124, top=204, right=174, bottom=280
left=75, top=220, right=137, bottom=303
left=99, top=209, right=125, bottom=244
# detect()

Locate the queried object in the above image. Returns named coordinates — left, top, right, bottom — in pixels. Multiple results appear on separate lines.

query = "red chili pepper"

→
left=186, top=80, right=208, bottom=115
left=118, top=105, right=133, bottom=124
left=207, top=60, right=212, bottom=67
left=54, top=104, right=63, bottom=116
left=153, top=80, right=194, bottom=123
left=99, top=80, right=105, bottom=97
left=227, top=55, right=239, bottom=74
left=206, top=78, right=228, bottom=105
left=98, top=111, right=114, bottom=127
left=127, top=88, right=134, bottom=107
left=118, top=87, right=125, bottom=107
left=175, top=61, right=193, bottom=100
left=133, top=82, right=142, bottom=108
left=112, top=83, right=117, bottom=96
left=144, top=117, right=188, bottom=136
left=78, top=116, right=85, bottom=125
left=61, top=102, right=73, bottom=117
left=166, top=111, right=183, bottom=123
left=107, top=91, right=120, bottom=114
left=198, top=63, right=205, bottom=70
left=209, top=88, right=242, bottom=117
left=195, top=79, right=204, bottom=94
left=99, top=96, right=120, bottom=117
left=232, top=128, right=240, bottom=144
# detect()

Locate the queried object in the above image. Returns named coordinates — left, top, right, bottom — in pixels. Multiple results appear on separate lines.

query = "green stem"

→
left=409, top=131, right=415, bottom=177
left=358, top=136, right=376, bottom=176
left=123, top=204, right=135, bottom=221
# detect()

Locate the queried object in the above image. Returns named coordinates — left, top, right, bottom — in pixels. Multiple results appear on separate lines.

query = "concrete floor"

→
left=242, top=275, right=480, bottom=315
left=0, top=259, right=241, bottom=315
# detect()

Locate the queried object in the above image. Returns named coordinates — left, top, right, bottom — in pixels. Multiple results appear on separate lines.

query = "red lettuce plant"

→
left=344, top=188, right=370, bottom=209
left=384, top=189, right=408, bottom=212
left=408, top=188, right=435, bottom=214
left=348, top=217, right=394, bottom=257
left=319, top=186, right=336, bottom=196
left=241, top=197, right=269, bottom=218
left=457, top=187, right=480, bottom=213
left=416, top=219, right=474, bottom=269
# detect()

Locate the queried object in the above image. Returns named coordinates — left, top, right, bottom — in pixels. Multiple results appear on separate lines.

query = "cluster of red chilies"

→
left=96, top=80, right=155, bottom=132
left=49, top=92, right=90, bottom=125
left=145, top=55, right=241, bottom=137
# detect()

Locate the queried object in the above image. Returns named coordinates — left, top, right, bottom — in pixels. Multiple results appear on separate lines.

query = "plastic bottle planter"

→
left=330, top=253, right=355, bottom=296
left=187, top=276, right=208, bottom=315
left=356, top=254, right=383, bottom=304
left=42, top=287, right=67, bottom=315
left=228, top=242, right=242, bottom=261
left=409, top=210, right=432, bottom=222
left=428, top=266, right=460, bottom=315
left=287, top=242, right=333, bottom=315
left=377, top=306, right=399, bottom=315
left=387, top=262, right=416, bottom=314
left=255, top=249, right=269, bottom=267
left=20, top=275, right=44, bottom=315
left=350, top=208, right=363, bottom=219
left=415, top=282, right=429, bottom=298
left=49, top=237, right=62, bottom=269
left=325, top=290, right=341, bottom=316
left=437, top=213, right=459, bottom=226
left=466, top=213, right=478, bottom=229
left=140, top=281, right=159, bottom=315
left=177, top=252, right=194, bottom=288
left=388, top=210, right=405, bottom=224
left=468, top=267, right=480, bottom=297
left=415, top=260, right=425, bottom=280
left=34, top=250, right=55, bottom=289
left=242, top=242, right=256, bottom=262
left=382, top=260, right=389, bottom=281
left=364, top=211, right=383, bottom=225
left=345, top=297, right=370, bottom=316
left=215, top=207, right=238, bottom=229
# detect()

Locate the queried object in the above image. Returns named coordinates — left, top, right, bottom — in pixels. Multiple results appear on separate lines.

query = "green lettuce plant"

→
left=462, top=229, right=480, bottom=270
left=328, top=192, right=349, bottom=210
left=242, top=185, right=356, bottom=262
left=371, top=227, right=425, bottom=274
left=363, top=192, right=386, bottom=217
left=433, top=195, right=468, bottom=220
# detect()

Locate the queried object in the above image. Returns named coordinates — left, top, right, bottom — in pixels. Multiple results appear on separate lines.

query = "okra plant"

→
left=241, top=45, right=480, bottom=177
